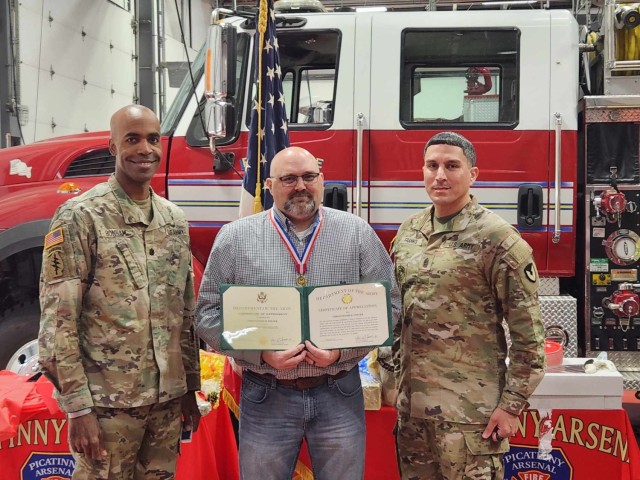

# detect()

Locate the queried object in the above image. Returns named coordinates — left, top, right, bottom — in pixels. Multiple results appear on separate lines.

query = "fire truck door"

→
left=365, top=11, right=577, bottom=275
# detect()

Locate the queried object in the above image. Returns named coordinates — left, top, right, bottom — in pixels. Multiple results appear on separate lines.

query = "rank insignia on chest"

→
left=395, top=265, right=407, bottom=283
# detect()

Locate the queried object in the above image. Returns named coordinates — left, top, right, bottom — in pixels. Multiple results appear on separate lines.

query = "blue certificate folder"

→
left=219, top=282, right=393, bottom=351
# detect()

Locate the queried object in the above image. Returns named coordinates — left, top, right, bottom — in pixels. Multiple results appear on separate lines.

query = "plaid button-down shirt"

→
left=195, top=206, right=401, bottom=379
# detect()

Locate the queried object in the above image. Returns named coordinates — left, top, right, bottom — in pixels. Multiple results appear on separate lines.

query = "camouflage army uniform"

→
left=38, top=175, right=200, bottom=478
left=392, top=197, right=545, bottom=480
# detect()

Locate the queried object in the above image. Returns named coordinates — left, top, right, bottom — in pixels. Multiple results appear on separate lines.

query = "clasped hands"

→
left=261, top=341, right=340, bottom=370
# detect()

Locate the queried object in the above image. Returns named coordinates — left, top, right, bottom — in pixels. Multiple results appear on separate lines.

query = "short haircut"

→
left=423, top=131, right=476, bottom=167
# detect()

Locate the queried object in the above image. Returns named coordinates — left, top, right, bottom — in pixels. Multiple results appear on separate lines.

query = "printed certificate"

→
left=221, top=286, right=302, bottom=350
left=220, top=282, right=392, bottom=350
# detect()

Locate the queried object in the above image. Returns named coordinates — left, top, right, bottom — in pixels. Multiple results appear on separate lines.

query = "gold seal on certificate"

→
left=220, top=282, right=392, bottom=350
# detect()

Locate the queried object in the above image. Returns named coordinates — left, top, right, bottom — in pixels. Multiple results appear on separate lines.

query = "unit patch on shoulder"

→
left=516, top=260, right=539, bottom=296
left=44, top=227, right=64, bottom=249
left=45, top=249, right=66, bottom=280
left=524, top=263, right=537, bottom=283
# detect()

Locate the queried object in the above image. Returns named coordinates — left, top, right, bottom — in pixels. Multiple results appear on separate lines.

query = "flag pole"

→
left=240, top=0, right=289, bottom=218
left=253, top=0, right=268, bottom=214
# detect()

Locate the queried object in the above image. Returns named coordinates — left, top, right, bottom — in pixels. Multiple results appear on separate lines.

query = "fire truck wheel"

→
left=0, top=301, right=40, bottom=375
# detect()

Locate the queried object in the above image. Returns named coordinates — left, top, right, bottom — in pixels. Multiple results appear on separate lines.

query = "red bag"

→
left=0, top=371, right=60, bottom=442
left=0, top=371, right=74, bottom=480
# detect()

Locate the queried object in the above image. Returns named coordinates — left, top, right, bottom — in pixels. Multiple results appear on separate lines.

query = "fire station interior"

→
left=2, top=0, right=640, bottom=476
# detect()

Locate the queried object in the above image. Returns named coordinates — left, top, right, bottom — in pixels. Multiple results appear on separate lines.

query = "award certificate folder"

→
left=220, top=282, right=392, bottom=350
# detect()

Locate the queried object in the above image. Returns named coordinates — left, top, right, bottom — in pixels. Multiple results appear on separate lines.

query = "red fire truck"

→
left=0, top=2, right=638, bottom=387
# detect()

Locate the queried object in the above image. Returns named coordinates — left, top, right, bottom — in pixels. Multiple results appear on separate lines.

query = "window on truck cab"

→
left=246, top=30, right=340, bottom=129
left=183, top=33, right=250, bottom=146
left=400, top=28, right=520, bottom=128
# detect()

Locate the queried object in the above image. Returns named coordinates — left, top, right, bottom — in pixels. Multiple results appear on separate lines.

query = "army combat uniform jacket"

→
left=392, top=197, right=545, bottom=423
left=39, top=175, right=200, bottom=413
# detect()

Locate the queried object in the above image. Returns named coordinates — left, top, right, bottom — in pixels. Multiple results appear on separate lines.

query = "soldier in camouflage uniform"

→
left=392, top=132, right=545, bottom=480
left=38, top=105, right=201, bottom=480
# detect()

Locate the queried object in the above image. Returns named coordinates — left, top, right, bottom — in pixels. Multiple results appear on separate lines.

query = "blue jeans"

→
left=238, top=367, right=366, bottom=480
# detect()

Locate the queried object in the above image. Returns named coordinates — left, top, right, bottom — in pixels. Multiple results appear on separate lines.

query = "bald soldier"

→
left=392, top=132, right=545, bottom=480
left=38, top=105, right=200, bottom=479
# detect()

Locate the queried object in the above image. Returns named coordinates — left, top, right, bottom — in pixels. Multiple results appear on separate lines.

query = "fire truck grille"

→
left=64, top=150, right=115, bottom=178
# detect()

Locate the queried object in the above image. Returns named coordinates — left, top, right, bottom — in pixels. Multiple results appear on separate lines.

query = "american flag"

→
left=239, top=0, right=290, bottom=217
left=44, top=227, right=64, bottom=249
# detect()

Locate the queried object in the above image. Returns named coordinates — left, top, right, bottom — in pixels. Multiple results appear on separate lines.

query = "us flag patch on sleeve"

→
left=44, top=227, right=64, bottom=249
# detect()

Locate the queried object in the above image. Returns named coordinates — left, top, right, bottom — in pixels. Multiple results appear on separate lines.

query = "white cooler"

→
left=528, top=358, right=623, bottom=410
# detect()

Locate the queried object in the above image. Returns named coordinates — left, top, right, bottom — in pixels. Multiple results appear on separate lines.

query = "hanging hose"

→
left=587, top=30, right=599, bottom=64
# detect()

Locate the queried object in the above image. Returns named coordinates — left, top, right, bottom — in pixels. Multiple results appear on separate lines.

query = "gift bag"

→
left=0, top=371, right=74, bottom=479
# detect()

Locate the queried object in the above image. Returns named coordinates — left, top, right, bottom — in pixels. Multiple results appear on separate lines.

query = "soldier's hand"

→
left=262, top=344, right=306, bottom=370
left=304, top=341, right=340, bottom=368
left=181, top=391, right=202, bottom=433
left=68, top=412, right=107, bottom=460
left=482, top=407, right=518, bottom=442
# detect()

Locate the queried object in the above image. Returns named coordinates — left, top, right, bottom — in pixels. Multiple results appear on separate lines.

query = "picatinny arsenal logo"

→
left=503, top=446, right=573, bottom=480
left=21, top=452, right=75, bottom=480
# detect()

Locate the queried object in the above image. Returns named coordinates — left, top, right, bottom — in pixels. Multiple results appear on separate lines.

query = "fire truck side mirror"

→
left=204, top=100, right=235, bottom=140
left=323, top=183, right=348, bottom=211
left=206, top=22, right=237, bottom=98
left=204, top=21, right=237, bottom=139
left=517, top=183, right=543, bottom=229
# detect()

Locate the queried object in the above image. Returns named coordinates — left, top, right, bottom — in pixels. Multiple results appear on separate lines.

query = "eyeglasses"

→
left=275, top=173, right=321, bottom=187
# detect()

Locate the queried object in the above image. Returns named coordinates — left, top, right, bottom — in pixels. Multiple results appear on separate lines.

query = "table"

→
left=506, top=408, right=640, bottom=479
left=4, top=363, right=639, bottom=480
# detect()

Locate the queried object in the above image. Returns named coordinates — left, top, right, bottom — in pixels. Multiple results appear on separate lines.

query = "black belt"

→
left=254, top=370, right=350, bottom=390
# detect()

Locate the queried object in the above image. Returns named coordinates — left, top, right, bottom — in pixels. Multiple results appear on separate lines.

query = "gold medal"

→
left=296, top=274, right=307, bottom=286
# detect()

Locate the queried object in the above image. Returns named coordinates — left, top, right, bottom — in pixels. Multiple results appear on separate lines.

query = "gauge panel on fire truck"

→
left=603, top=229, right=640, bottom=266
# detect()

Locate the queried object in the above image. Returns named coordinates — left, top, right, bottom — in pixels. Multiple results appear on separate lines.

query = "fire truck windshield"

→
left=161, top=44, right=206, bottom=136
